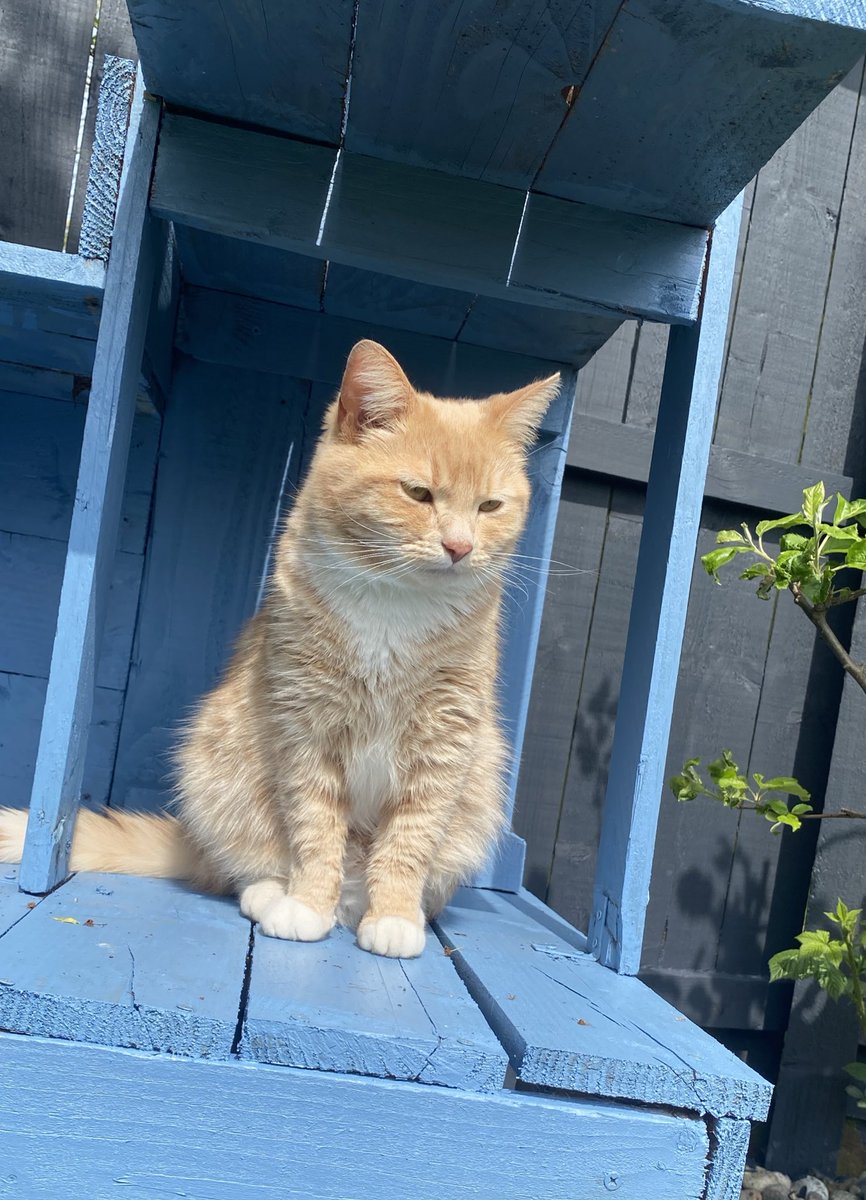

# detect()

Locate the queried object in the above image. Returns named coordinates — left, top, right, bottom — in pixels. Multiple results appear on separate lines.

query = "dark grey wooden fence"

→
left=3, top=0, right=866, bottom=1170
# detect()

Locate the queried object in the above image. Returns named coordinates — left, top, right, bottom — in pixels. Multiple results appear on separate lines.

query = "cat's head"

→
left=298, top=340, right=559, bottom=592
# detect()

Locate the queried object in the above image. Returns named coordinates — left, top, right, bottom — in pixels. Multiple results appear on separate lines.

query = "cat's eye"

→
left=401, top=482, right=433, bottom=503
left=479, top=499, right=503, bottom=513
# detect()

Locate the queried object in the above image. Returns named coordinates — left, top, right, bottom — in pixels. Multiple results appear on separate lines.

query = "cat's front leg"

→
left=358, top=773, right=456, bottom=959
left=253, top=758, right=349, bottom=942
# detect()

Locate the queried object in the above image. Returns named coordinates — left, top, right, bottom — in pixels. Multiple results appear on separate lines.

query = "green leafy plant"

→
left=703, top=483, right=866, bottom=693
left=672, top=482, right=866, bottom=1109
left=671, top=751, right=813, bottom=832
left=769, top=902, right=866, bottom=1109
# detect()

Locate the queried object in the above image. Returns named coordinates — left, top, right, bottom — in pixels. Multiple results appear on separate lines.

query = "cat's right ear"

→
left=336, top=340, right=413, bottom=439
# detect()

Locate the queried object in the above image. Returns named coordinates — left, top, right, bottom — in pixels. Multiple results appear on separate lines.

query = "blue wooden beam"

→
left=18, top=74, right=162, bottom=895
left=587, top=195, right=744, bottom=975
left=151, top=113, right=709, bottom=325
left=475, top=370, right=577, bottom=891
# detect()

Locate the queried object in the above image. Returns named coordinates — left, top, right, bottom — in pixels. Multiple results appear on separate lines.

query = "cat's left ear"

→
left=489, top=373, right=561, bottom=448
left=337, top=340, right=414, bottom=440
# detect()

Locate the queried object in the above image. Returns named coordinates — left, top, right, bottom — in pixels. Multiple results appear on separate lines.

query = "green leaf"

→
left=792, top=803, right=813, bottom=815
left=756, top=513, right=807, bottom=537
left=846, top=541, right=866, bottom=569
left=820, top=523, right=860, bottom=542
left=670, top=760, right=705, bottom=803
left=740, top=563, right=772, bottom=581
left=701, top=547, right=741, bottom=582
left=845, top=1063, right=866, bottom=1084
left=780, top=533, right=810, bottom=551
left=834, top=496, right=866, bottom=525
left=760, top=777, right=811, bottom=800
left=803, top=482, right=827, bottom=525
left=716, top=530, right=748, bottom=545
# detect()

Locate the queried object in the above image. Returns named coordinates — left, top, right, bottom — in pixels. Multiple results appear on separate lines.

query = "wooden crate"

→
left=2, top=2, right=866, bottom=1195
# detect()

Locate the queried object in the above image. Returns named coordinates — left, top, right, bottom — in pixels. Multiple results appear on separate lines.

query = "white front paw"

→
left=258, top=895, right=334, bottom=942
left=357, top=915, right=426, bottom=958
left=239, top=879, right=286, bottom=922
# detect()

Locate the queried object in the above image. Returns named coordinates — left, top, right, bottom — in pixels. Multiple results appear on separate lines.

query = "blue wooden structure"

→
left=2, top=3, right=866, bottom=1195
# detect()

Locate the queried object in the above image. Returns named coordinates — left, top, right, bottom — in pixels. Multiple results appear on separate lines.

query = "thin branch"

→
left=791, top=585, right=866, bottom=696
left=828, top=586, right=866, bottom=608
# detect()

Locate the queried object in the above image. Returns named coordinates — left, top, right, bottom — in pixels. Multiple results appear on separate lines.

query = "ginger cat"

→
left=0, top=341, right=559, bottom=958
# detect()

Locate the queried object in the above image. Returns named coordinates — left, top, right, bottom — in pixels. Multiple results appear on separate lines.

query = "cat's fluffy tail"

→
left=0, top=807, right=200, bottom=880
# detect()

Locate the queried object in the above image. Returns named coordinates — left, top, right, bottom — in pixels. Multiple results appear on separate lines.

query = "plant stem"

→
left=843, top=925, right=866, bottom=1042
left=800, top=810, right=866, bottom=821
left=792, top=586, right=866, bottom=696
left=829, top=586, right=866, bottom=607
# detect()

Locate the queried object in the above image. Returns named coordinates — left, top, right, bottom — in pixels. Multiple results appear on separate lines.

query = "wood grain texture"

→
left=537, top=0, right=866, bottom=223
left=0, top=0, right=97, bottom=249
left=588, top=198, right=743, bottom=974
left=714, top=65, right=861, bottom=462
left=0, top=674, right=123, bottom=810
left=0, top=363, right=74, bottom=402
left=0, top=392, right=160, bottom=554
left=705, top=1118, right=751, bottom=1200
left=0, top=1033, right=711, bottom=1200
left=78, top=55, right=137, bottom=261
left=0, top=530, right=143, bottom=692
left=800, top=59, right=866, bottom=476
left=0, top=872, right=249, bottom=1058
left=0, top=241, right=105, bottom=309
left=0, top=326, right=97, bottom=376
left=128, top=0, right=354, bottom=143
left=565, top=412, right=852, bottom=510
left=20, top=77, right=161, bottom=894
left=434, top=888, right=772, bottom=1119
left=346, top=0, right=620, bottom=187
left=243, top=923, right=508, bottom=1092
left=110, top=361, right=313, bottom=812
left=67, top=0, right=139, bottom=253
left=511, top=193, right=707, bottom=324
left=153, top=113, right=708, bottom=324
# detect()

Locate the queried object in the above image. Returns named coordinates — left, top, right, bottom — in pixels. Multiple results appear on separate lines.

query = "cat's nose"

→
left=442, top=538, right=473, bottom=563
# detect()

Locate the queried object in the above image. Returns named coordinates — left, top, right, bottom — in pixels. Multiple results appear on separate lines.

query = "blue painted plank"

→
left=323, top=263, right=470, bottom=339
left=537, top=0, right=866, bottom=224
left=0, top=362, right=73, bottom=401
left=706, top=1118, right=751, bottom=1200
left=0, top=873, right=249, bottom=1058
left=510, top=195, right=707, bottom=324
left=0, top=326, right=97, bottom=375
left=243, top=923, right=508, bottom=1092
left=0, top=867, right=43, bottom=937
left=588, top=197, right=744, bottom=975
left=178, top=285, right=569, bottom=403
left=0, top=531, right=143, bottom=692
left=0, top=241, right=105, bottom=306
left=435, top=887, right=772, bottom=1120
left=0, top=391, right=160, bottom=553
left=109, top=361, right=314, bottom=812
left=0, top=1033, right=711, bottom=1200
left=459, top=298, right=620, bottom=369
left=498, top=371, right=576, bottom=817
left=152, top=113, right=708, bottom=324
left=175, top=224, right=326, bottom=311
left=128, top=0, right=355, bottom=143
left=20, top=76, right=162, bottom=895
left=346, top=0, right=621, bottom=188
left=0, top=674, right=123, bottom=810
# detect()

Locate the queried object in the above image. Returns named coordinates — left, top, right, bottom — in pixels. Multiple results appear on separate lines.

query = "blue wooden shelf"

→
left=3, top=1, right=866, bottom=1193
